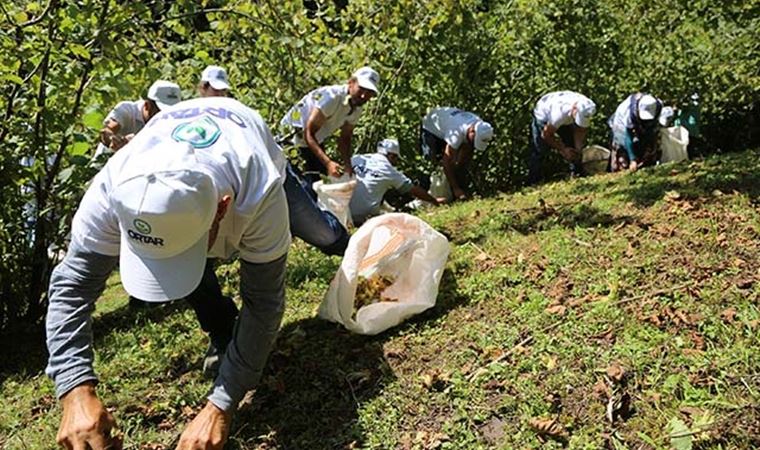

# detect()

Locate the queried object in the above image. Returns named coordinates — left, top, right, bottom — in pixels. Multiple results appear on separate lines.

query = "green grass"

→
left=2, top=150, right=759, bottom=449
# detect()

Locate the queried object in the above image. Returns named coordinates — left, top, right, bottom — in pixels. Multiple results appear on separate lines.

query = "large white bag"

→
left=313, top=177, right=357, bottom=228
left=660, top=126, right=689, bottom=164
left=318, top=213, right=450, bottom=335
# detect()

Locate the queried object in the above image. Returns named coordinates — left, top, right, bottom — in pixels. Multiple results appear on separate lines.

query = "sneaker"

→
left=202, top=343, right=222, bottom=380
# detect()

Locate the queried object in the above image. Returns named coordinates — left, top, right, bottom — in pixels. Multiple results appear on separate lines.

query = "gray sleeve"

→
left=45, top=240, right=118, bottom=398
left=207, top=254, right=287, bottom=411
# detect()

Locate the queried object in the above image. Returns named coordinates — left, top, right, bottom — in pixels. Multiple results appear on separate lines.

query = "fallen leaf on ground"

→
left=545, top=304, right=566, bottom=315
left=606, top=363, right=626, bottom=383
left=736, top=278, right=754, bottom=289
left=721, top=307, right=737, bottom=323
left=665, top=190, right=682, bottom=201
left=529, top=417, right=568, bottom=441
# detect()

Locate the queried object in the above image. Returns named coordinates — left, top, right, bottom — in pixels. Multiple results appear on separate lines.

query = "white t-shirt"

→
left=72, top=97, right=290, bottom=263
left=422, top=107, right=480, bottom=150
left=280, top=85, right=362, bottom=146
left=94, top=100, right=146, bottom=158
left=608, top=95, right=635, bottom=133
left=349, top=153, right=413, bottom=222
left=533, top=91, right=591, bottom=127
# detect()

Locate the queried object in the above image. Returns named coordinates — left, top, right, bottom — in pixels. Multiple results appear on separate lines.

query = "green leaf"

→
left=82, top=111, right=104, bottom=129
left=69, top=142, right=90, bottom=156
left=69, top=44, right=90, bottom=59
left=668, top=417, right=693, bottom=450
left=1, top=73, right=23, bottom=84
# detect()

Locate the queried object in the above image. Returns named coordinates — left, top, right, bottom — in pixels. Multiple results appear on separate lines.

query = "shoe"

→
left=202, top=342, right=222, bottom=380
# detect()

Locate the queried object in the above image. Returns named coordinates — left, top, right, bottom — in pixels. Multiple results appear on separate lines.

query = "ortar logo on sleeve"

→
left=127, top=218, right=165, bottom=246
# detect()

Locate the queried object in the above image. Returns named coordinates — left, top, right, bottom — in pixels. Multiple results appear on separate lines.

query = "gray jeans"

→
left=45, top=239, right=287, bottom=412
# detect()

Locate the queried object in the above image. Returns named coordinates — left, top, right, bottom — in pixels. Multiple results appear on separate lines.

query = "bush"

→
left=0, top=0, right=757, bottom=330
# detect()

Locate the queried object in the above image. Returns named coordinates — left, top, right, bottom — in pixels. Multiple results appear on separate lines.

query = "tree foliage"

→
left=0, top=0, right=758, bottom=330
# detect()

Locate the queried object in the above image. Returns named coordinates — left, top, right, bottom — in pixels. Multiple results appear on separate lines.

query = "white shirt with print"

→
left=422, top=107, right=481, bottom=150
left=608, top=95, right=635, bottom=133
left=73, top=97, right=290, bottom=264
left=533, top=91, right=591, bottom=128
left=280, top=85, right=362, bottom=146
left=349, top=153, right=413, bottom=223
left=94, top=100, right=146, bottom=158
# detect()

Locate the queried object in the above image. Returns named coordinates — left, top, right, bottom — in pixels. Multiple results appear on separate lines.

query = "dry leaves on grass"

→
left=528, top=417, right=569, bottom=442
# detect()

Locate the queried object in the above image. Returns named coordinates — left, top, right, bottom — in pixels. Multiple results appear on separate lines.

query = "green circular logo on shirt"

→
left=172, top=116, right=221, bottom=149
left=133, top=218, right=152, bottom=234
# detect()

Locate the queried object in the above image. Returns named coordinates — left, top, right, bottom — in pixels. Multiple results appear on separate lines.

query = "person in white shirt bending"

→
left=420, top=107, right=494, bottom=201
left=280, top=66, right=379, bottom=187
left=529, top=90, right=596, bottom=184
left=46, top=97, right=291, bottom=450
left=350, top=139, right=443, bottom=225
left=95, top=80, right=181, bottom=158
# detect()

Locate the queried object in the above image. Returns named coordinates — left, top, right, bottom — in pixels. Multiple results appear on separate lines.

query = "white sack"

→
left=660, top=126, right=689, bottom=164
left=318, top=213, right=450, bottom=335
left=313, top=177, right=357, bottom=228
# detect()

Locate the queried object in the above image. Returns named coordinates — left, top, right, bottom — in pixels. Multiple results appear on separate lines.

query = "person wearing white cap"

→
left=420, top=107, right=494, bottom=201
left=46, top=97, right=291, bottom=449
left=95, top=80, right=181, bottom=158
left=529, top=90, right=596, bottom=184
left=199, top=65, right=231, bottom=97
left=280, top=65, right=380, bottom=185
left=608, top=92, right=665, bottom=172
left=349, top=139, right=444, bottom=224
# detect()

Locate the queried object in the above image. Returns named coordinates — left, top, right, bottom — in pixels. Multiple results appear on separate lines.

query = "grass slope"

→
left=1, top=150, right=759, bottom=449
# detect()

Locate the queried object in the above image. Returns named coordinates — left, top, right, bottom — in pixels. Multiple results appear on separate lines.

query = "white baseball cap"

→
left=352, top=66, right=380, bottom=93
left=147, top=80, right=181, bottom=110
left=473, top=121, right=494, bottom=151
left=574, top=100, right=596, bottom=127
left=638, top=94, right=659, bottom=121
left=659, top=106, right=674, bottom=126
left=377, top=138, right=400, bottom=156
left=201, top=65, right=230, bottom=91
left=111, top=142, right=218, bottom=301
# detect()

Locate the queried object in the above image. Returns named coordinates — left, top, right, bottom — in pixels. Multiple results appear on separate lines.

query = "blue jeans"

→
left=284, top=162, right=349, bottom=256
left=528, top=118, right=584, bottom=184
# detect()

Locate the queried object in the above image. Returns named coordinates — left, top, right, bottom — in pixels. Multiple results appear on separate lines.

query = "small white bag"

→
left=313, top=177, right=357, bottom=228
left=429, top=168, right=453, bottom=202
left=660, top=126, right=689, bottom=164
left=582, top=145, right=611, bottom=174
left=318, top=213, right=450, bottom=335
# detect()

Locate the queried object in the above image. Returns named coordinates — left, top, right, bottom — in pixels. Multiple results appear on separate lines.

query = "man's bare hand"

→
left=452, top=187, right=467, bottom=201
left=629, top=160, right=639, bottom=171
left=58, top=383, right=122, bottom=450
left=109, top=135, right=128, bottom=151
left=176, top=402, right=232, bottom=450
left=325, top=160, right=343, bottom=178
left=435, top=197, right=449, bottom=205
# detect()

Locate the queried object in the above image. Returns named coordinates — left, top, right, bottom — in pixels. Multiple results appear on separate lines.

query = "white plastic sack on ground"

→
left=318, top=213, right=450, bottom=335
left=313, top=176, right=357, bottom=228
left=582, top=145, right=611, bottom=174
left=429, top=168, right=453, bottom=202
left=660, top=126, right=689, bottom=164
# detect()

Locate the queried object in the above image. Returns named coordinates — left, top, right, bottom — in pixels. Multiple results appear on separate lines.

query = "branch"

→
left=19, top=0, right=58, bottom=28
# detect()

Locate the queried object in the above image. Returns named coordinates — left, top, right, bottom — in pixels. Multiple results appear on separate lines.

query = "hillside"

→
left=2, top=150, right=759, bottom=449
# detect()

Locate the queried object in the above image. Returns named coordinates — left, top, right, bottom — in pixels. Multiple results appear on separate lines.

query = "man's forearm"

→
left=304, top=131, right=331, bottom=167
left=441, top=157, right=461, bottom=193
left=410, top=185, right=438, bottom=204
left=337, top=133, right=353, bottom=169
left=45, top=245, right=117, bottom=398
